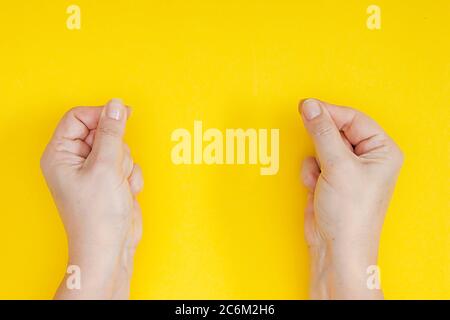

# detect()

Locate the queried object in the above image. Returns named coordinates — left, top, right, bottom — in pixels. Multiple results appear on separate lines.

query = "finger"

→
left=85, top=106, right=132, bottom=148
left=89, top=99, right=128, bottom=165
left=124, top=201, right=143, bottom=256
left=304, top=192, right=316, bottom=247
left=129, top=163, right=144, bottom=196
left=85, top=129, right=96, bottom=147
left=301, top=156, right=320, bottom=192
left=340, top=131, right=354, bottom=153
left=122, top=144, right=134, bottom=178
left=54, top=139, right=92, bottom=158
left=321, top=102, right=396, bottom=156
left=132, top=200, right=143, bottom=247
left=53, top=107, right=103, bottom=141
left=299, top=99, right=350, bottom=167
left=305, top=193, right=315, bottom=221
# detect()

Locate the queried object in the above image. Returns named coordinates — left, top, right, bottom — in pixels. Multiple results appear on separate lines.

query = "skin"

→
left=41, top=99, right=143, bottom=299
left=41, top=97, right=402, bottom=300
left=299, top=98, right=403, bottom=299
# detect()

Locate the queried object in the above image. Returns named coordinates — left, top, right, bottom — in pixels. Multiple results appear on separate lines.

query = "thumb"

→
left=299, top=99, right=349, bottom=167
left=90, top=98, right=128, bottom=165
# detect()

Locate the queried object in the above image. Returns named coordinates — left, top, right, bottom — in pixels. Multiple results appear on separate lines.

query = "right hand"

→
left=41, top=99, right=143, bottom=299
left=300, top=98, right=403, bottom=299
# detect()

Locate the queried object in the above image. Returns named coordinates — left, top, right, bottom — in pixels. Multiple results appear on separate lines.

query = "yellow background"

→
left=0, top=0, right=448, bottom=299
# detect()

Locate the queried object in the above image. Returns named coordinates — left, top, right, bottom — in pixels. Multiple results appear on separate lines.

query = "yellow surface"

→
left=0, top=0, right=448, bottom=299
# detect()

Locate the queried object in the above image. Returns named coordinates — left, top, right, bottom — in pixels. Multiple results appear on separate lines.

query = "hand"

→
left=41, top=99, right=143, bottom=299
left=299, top=99, right=403, bottom=299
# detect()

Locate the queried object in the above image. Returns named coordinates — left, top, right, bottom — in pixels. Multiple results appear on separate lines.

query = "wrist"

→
left=308, top=245, right=331, bottom=299
left=55, top=241, right=129, bottom=299
left=327, top=232, right=381, bottom=265
left=326, top=239, right=383, bottom=299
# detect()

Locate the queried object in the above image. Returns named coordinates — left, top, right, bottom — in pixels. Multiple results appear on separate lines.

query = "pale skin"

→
left=300, top=99, right=403, bottom=299
left=41, top=99, right=143, bottom=299
left=41, top=98, right=402, bottom=300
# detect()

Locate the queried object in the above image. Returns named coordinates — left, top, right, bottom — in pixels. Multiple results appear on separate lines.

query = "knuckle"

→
left=39, top=153, right=48, bottom=173
left=312, top=123, right=334, bottom=138
left=124, top=143, right=131, bottom=154
left=40, top=147, right=54, bottom=175
left=65, top=106, right=81, bottom=118
left=132, top=177, right=144, bottom=193
left=136, top=165, right=144, bottom=180
left=391, top=145, right=404, bottom=168
left=97, top=125, right=121, bottom=138
left=53, top=139, right=67, bottom=153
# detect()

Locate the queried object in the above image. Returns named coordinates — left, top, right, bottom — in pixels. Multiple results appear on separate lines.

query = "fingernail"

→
left=302, top=99, right=322, bottom=120
left=106, top=98, right=123, bottom=120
